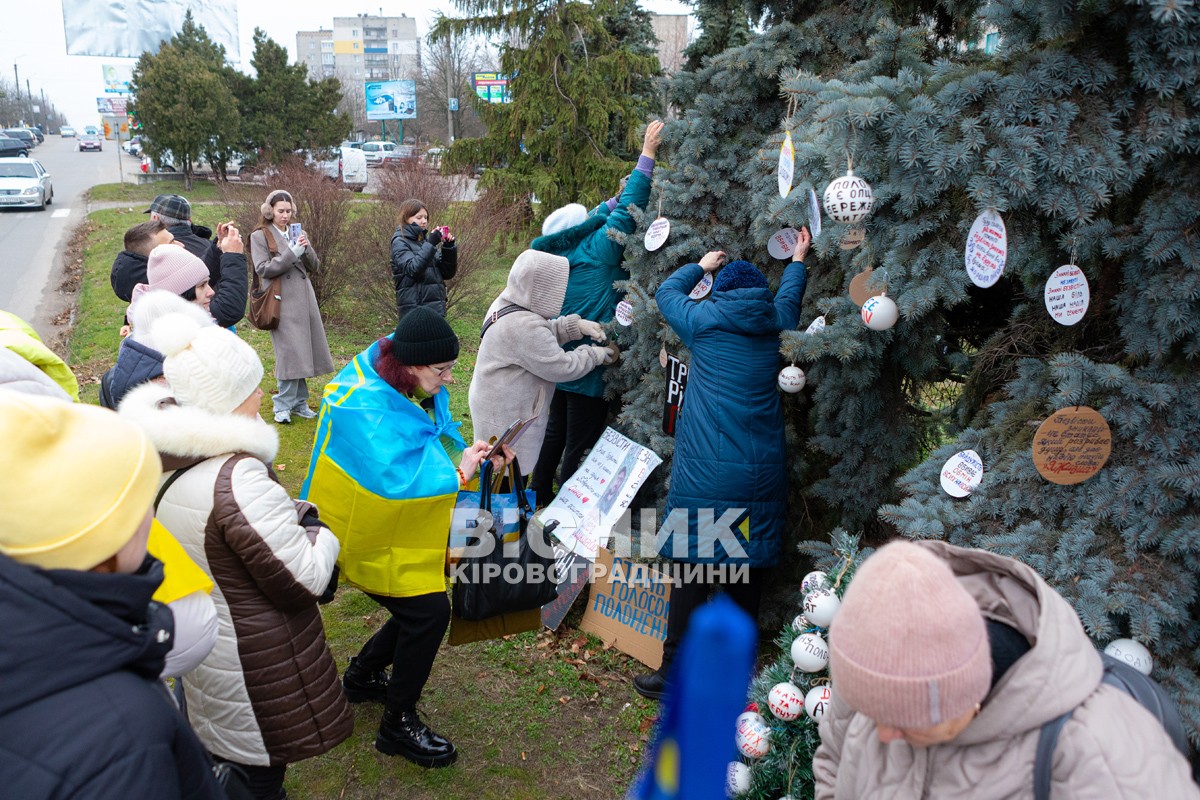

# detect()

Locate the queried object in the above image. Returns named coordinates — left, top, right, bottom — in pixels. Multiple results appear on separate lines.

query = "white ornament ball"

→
left=726, top=761, right=752, bottom=797
left=1104, top=638, right=1153, bottom=676
left=791, top=632, right=830, bottom=673
left=801, top=570, right=829, bottom=594
left=823, top=169, right=874, bottom=224
left=767, top=682, right=805, bottom=721
left=791, top=613, right=809, bottom=632
left=778, top=365, right=806, bottom=393
left=803, top=588, right=841, bottom=629
left=735, top=711, right=771, bottom=759
left=861, top=294, right=899, bottom=331
left=805, top=685, right=833, bottom=721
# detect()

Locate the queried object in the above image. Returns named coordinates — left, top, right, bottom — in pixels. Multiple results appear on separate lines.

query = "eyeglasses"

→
left=426, top=362, right=456, bottom=377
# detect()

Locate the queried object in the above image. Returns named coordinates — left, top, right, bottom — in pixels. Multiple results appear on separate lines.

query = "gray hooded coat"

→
left=468, top=249, right=608, bottom=472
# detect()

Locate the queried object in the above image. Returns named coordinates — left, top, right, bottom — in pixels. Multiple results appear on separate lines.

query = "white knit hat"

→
left=541, top=203, right=589, bottom=236
left=155, top=312, right=264, bottom=415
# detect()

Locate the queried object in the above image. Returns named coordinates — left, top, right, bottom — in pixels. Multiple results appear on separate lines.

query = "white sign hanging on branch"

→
left=768, top=227, right=799, bottom=260
left=615, top=300, right=634, bottom=326
left=808, top=189, right=822, bottom=238
left=1044, top=265, right=1089, bottom=326
left=965, top=209, right=1007, bottom=288
left=778, top=132, right=795, bottom=199
left=644, top=217, right=670, bottom=251
left=805, top=315, right=826, bottom=335
left=688, top=271, right=713, bottom=300
left=940, top=449, right=984, bottom=498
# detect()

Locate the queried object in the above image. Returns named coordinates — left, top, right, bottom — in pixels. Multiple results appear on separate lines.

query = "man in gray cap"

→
left=137, top=194, right=247, bottom=328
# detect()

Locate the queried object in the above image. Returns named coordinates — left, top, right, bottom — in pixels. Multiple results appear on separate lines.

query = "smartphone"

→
left=437, top=225, right=451, bottom=238
left=288, top=223, right=302, bottom=244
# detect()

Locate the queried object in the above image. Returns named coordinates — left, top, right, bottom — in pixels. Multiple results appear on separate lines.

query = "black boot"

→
left=633, top=670, right=668, bottom=701
left=375, top=708, right=457, bottom=768
left=342, top=657, right=389, bottom=704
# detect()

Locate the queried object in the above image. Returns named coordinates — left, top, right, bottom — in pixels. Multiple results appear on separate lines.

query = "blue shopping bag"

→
left=450, top=460, right=536, bottom=549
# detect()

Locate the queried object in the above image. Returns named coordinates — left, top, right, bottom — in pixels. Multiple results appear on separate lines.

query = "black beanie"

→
left=391, top=307, right=460, bottom=366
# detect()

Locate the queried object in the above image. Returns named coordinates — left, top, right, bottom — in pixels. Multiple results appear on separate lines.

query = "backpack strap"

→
left=154, top=461, right=201, bottom=512
left=480, top=303, right=529, bottom=339
left=1033, top=708, right=1073, bottom=800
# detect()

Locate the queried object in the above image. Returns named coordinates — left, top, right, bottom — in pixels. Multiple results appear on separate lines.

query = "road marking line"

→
left=51, top=209, right=71, bottom=218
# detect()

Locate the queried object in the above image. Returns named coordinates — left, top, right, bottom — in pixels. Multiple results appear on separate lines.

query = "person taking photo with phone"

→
left=391, top=198, right=458, bottom=319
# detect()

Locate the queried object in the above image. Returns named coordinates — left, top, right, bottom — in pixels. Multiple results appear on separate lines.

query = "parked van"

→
left=339, top=146, right=368, bottom=191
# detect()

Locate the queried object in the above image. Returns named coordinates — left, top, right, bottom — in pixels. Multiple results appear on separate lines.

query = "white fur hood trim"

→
left=119, top=381, right=279, bottom=464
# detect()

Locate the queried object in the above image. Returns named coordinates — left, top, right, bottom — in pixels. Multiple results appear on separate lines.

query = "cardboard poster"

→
left=580, top=548, right=671, bottom=669
left=538, top=428, right=663, bottom=560
left=1033, top=406, right=1111, bottom=484
left=540, top=545, right=593, bottom=630
left=965, top=209, right=1007, bottom=288
left=778, top=132, right=795, bottom=198
left=940, top=449, right=984, bottom=497
left=1044, top=265, right=1089, bottom=326
left=662, top=354, right=689, bottom=436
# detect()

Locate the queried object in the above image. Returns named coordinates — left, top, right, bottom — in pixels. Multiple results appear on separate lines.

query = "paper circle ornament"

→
left=726, top=762, right=751, bottom=796
left=1032, top=406, right=1112, bottom=485
left=644, top=216, right=671, bottom=251
left=801, top=570, right=829, bottom=594
left=778, top=132, right=795, bottom=199
left=791, top=632, right=830, bottom=673
left=1044, top=265, right=1090, bottom=326
left=861, top=294, right=899, bottom=331
left=1104, top=638, right=1153, bottom=676
left=805, top=685, right=833, bottom=721
left=689, top=271, right=714, bottom=300
left=808, top=189, right=822, bottom=238
left=767, top=682, right=805, bottom=721
left=848, top=267, right=882, bottom=306
left=805, top=315, right=826, bottom=335
left=659, top=345, right=669, bottom=369
left=965, top=209, right=1008, bottom=288
left=823, top=169, right=874, bottom=224
left=778, top=365, right=806, bottom=393
left=735, top=711, right=771, bottom=759
left=615, top=300, right=634, bottom=326
left=940, top=449, right=984, bottom=497
left=803, top=588, right=841, bottom=628
left=768, top=228, right=799, bottom=260
left=839, top=226, right=866, bottom=250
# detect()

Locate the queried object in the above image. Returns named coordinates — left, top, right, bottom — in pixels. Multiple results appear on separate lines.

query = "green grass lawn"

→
left=70, top=187, right=658, bottom=799
left=87, top=181, right=226, bottom=204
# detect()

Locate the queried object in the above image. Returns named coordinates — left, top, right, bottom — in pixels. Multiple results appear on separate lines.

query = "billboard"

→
left=364, top=80, right=417, bottom=121
left=62, top=0, right=239, bottom=60
left=97, top=97, right=129, bottom=115
left=102, top=64, right=133, bottom=94
left=473, top=72, right=511, bottom=104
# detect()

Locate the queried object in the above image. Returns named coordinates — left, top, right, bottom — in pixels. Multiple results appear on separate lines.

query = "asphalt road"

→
left=0, top=133, right=129, bottom=335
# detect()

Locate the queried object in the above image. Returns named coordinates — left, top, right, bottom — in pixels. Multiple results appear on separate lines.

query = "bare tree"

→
left=415, top=30, right=491, bottom=145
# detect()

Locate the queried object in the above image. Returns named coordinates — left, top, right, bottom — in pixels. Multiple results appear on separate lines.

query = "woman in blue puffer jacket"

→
left=634, top=229, right=810, bottom=701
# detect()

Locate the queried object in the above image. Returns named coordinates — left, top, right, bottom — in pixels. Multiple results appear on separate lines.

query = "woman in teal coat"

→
left=634, top=230, right=810, bottom=701
left=528, top=120, right=664, bottom=501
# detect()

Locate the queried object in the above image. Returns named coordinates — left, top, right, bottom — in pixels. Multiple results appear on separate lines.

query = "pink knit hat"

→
left=129, top=244, right=210, bottom=305
left=828, top=541, right=991, bottom=729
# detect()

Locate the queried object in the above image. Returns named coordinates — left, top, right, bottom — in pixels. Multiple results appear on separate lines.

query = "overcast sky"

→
left=0, top=0, right=692, bottom=128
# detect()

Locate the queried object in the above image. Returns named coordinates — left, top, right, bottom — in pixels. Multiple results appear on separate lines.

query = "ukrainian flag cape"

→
left=301, top=339, right=466, bottom=598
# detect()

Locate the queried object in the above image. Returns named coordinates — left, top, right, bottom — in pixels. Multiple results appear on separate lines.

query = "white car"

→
left=0, top=157, right=53, bottom=210
left=361, top=141, right=399, bottom=166
left=60, top=126, right=76, bottom=138
left=306, top=146, right=368, bottom=192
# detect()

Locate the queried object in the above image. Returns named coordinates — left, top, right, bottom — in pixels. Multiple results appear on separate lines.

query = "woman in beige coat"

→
left=813, top=540, right=1198, bottom=799
left=250, top=190, right=334, bottom=424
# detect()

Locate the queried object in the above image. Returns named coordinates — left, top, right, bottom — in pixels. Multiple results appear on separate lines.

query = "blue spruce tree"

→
left=610, top=0, right=1200, bottom=763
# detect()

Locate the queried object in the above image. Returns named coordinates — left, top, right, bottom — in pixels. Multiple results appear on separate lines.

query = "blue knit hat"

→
left=713, top=260, right=768, bottom=292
